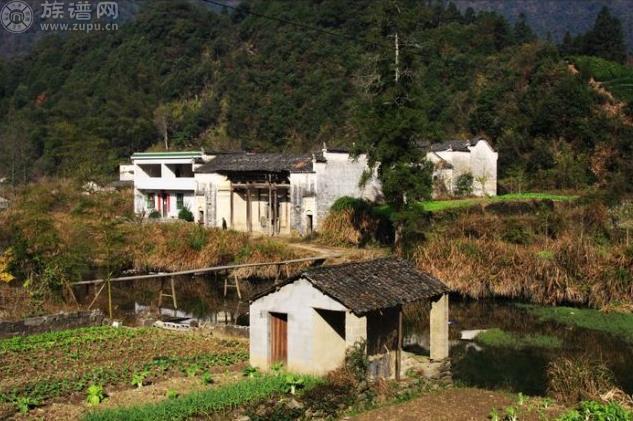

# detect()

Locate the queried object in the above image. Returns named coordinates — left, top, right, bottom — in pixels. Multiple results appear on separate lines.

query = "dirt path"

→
left=285, top=241, right=389, bottom=265
left=351, top=388, right=563, bottom=421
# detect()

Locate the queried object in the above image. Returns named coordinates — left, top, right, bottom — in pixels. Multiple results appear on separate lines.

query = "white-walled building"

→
left=425, top=138, right=498, bottom=197
left=131, top=148, right=381, bottom=235
left=132, top=151, right=201, bottom=219
left=249, top=258, right=449, bottom=378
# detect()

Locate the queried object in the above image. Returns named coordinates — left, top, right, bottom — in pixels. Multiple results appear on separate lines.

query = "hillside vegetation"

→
left=0, top=0, right=632, bottom=195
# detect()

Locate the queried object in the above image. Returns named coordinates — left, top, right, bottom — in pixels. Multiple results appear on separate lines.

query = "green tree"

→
left=353, top=2, right=433, bottom=248
left=513, top=13, right=536, bottom=44
left=584, top=7, right=627, bottom=63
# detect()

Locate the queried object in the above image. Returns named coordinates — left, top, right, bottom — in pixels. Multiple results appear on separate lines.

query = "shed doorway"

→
left=270, top=312, right=288, bottom=364
left=313, top=309, right=346, bottom=371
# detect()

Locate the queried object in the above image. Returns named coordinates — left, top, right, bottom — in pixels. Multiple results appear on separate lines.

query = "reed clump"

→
left=547, top=355, right=621, bottom=405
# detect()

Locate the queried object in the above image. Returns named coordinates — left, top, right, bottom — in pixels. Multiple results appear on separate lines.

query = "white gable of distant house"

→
left=425, top=138, right=498, bottom=197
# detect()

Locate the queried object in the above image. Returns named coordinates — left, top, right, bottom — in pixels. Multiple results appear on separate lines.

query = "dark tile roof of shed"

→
left=251, top=257, right=448, bottom=315
left=195, top=153, right=315, bottom=173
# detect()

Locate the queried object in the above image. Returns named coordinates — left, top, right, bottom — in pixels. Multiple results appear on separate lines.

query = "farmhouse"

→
left=249, top=258, right=450, bottom=378
left=130, top=148, right=381, bottom=235
left=424, top=137, right=498, bottom=197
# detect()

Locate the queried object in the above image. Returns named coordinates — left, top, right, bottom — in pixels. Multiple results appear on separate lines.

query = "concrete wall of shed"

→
left=249, top=278, right=348, bottom=375
left=430, top=293, right=449, bottom=360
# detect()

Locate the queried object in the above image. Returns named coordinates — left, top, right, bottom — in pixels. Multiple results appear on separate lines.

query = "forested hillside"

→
left=0, top=0, right=632, bottom=194
left=453, top=0, right=633, bottom=51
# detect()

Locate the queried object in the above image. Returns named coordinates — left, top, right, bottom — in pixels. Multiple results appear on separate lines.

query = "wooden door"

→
left=270, top=312, right=288, bottom=364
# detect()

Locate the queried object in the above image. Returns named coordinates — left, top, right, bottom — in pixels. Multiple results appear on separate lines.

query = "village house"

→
left=127, top=138, right=497, bottom=234
left=424, top=137, right=498, bottom=197
left=248, top=257, right=450, bottom=378
left=130, top=148, right=381, bottom=235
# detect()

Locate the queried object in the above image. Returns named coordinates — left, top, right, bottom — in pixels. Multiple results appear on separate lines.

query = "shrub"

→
left=178, top=207, right=194, bottom=222
left=148, top=210, right=161, bottom=219
left=344, top=339, right=368, bottom=382
left=502, top=222, right=534, bottom=245
left=547, top=356, right=616, bottom=405
left=558, top=400, right=633, bottom=421
left=455, top=173, right=474, bottom=197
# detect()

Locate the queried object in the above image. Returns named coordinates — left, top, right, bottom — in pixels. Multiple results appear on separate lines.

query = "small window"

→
left=146, top=193, right=155, bottom=209
left=176, top=193, right=184, bottom=210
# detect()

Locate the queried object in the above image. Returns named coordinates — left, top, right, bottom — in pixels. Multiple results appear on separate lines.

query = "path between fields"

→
left=350, top=388, right=563, bottom=421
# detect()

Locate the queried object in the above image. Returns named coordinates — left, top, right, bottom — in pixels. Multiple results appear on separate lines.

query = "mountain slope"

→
left=0, top=0, right=632, bottom=193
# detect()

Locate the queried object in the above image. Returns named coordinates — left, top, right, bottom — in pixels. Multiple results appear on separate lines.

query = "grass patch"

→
left=519, top=304, right=633, bottom=344
left=83, top=375, right=321, bottom=421
left=420, top=193, right=577, bottom=212
left=475, top=328, right=563, bottom=350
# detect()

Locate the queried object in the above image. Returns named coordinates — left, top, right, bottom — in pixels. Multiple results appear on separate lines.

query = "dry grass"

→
left=127, top=224, right=303, bottom=278
left=415, top=205, right=633, bottom=307
left=547, top=355, right=623, bottom=405
left=319, top=209, right=374, bottom=246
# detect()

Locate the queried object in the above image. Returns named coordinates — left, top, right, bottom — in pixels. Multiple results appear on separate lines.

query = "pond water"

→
left=77, top=278, right=633, bottom=397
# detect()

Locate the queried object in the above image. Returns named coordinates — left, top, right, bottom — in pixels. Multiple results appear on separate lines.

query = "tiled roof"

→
left=428, top=140, right=471, bottom=152
left=195, top=153, right=315, bottom=174
left=251, top=257, right=448, bottom=315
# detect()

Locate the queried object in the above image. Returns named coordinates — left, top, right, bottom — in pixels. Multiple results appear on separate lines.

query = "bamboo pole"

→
left=72, top=255, right=339, bottom=286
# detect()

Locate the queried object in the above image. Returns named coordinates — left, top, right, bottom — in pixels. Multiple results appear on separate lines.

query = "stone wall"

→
left=0, top=310, right=105, bottom=339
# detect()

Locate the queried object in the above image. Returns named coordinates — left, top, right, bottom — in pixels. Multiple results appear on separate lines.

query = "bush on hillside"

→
left=178, top=207, right=194, bottom=222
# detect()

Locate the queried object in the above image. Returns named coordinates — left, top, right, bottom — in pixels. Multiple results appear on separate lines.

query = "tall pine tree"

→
left=353, top=2, right=434, bottom=249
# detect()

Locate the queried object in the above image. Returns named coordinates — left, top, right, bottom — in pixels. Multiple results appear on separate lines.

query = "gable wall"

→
left=249, top=278, right=349, bottom=374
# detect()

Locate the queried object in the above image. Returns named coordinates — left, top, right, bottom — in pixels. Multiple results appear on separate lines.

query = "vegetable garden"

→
left=0, top=326, right=248, bottom=417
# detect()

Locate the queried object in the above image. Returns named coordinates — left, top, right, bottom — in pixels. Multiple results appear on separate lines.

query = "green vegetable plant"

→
left=201, top=372, right=214, bottom=385
left=489, top=408, right=500, bottom=421
left=86, top=385, right=105, bottom=406
left=185, top=364, right=201, bottom=378
left=284, top=374, right=304, bottom=395
left=15, top=396, right=39, bottom=414
left=242, top=366, right=260, bottom=378
left=270, top=362, right=285, bottom=374
left=131, top=371, right=149, bottom=389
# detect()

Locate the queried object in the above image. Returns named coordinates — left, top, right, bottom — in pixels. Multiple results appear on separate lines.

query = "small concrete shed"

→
left=249, top=257, right=449, bottom=379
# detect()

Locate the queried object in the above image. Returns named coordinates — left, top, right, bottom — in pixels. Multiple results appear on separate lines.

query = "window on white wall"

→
left=176, top=193, right=184, bottom=209
left=147, top=193, right=155, bottom=209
